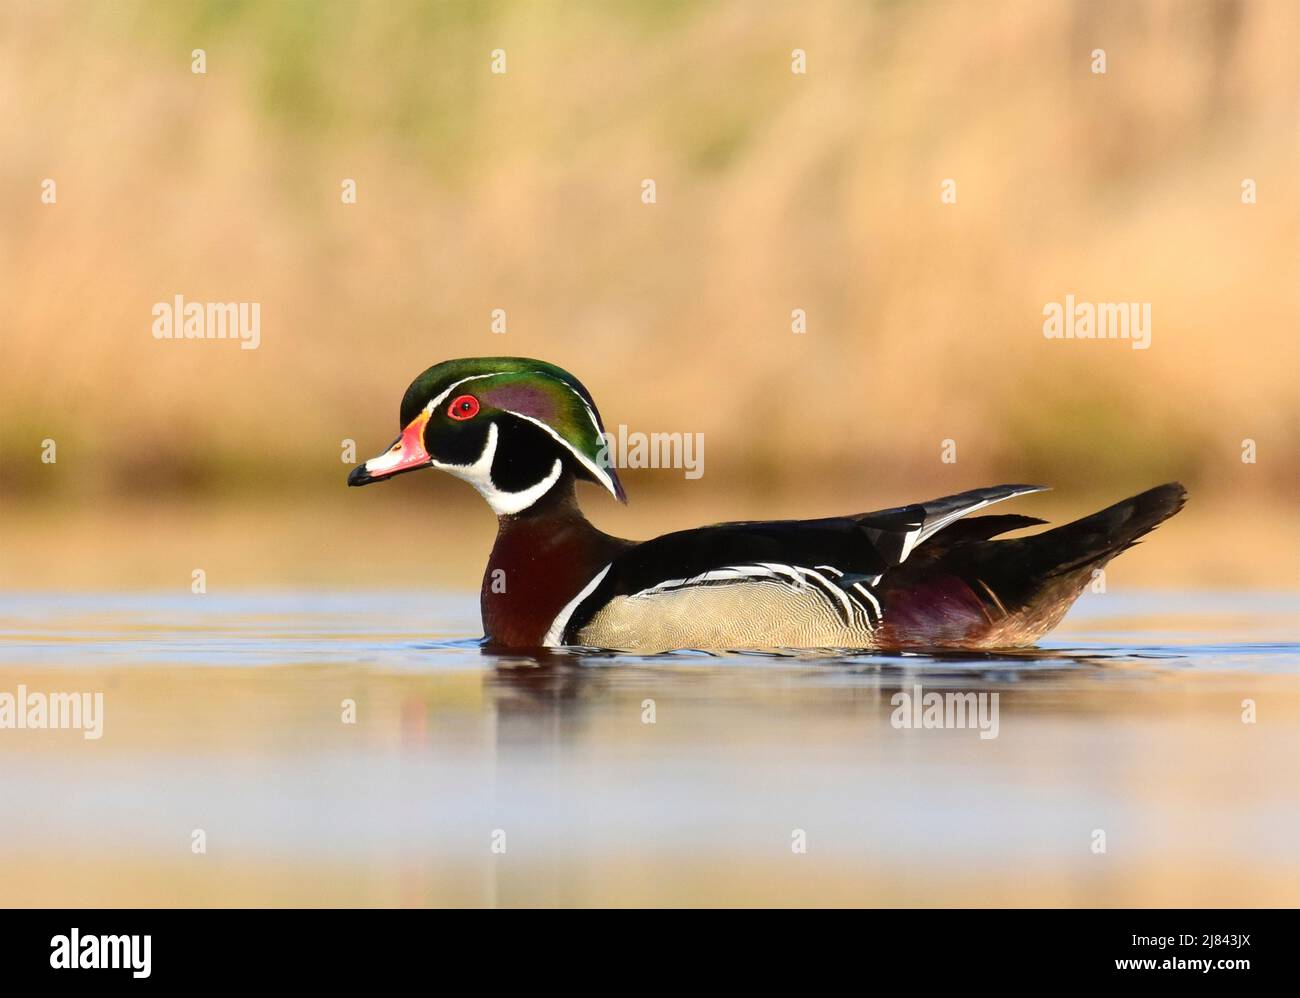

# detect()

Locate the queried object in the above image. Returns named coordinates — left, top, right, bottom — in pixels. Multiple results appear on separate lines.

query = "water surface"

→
left=1, top=590, right=1297, bottom=906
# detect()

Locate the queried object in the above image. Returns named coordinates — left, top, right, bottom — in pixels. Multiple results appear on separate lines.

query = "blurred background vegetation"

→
left=1, top=0, right=1296, bottom=588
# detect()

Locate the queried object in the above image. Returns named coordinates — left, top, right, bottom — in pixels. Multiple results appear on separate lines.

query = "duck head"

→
left=347, top=357, right=626, bottom=515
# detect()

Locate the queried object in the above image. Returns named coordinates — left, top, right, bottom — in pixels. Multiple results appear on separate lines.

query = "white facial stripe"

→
left=425, top=373, right=616, bottom=493
left=425, top=372, right=514, bottom=414
left=543, top=564, right=612, bottom=647
left=431, top=421, right=563, bottom=516
left=505, top=410, right=621, bottom=501
left=417, top=370, right=619, bottom=508
left=579, top=398, right=603, bottom=438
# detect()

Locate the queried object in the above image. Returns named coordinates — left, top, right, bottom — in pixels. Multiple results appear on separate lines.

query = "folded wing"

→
left=557, top=484, right=1048, bottom=647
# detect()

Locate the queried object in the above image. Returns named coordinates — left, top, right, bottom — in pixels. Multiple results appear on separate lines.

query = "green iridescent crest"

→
left=400, top=357, right=626, bottom=502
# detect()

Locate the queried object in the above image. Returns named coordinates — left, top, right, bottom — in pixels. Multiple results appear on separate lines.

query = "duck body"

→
left=349, top=357, right=1186, bottom=653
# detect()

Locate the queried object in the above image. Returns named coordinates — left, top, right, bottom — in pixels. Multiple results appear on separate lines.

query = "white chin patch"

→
left=434, top=421, right=563, bottom=516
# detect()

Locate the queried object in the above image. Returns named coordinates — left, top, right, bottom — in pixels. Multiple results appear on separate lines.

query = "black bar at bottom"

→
left=0, top=908, right=1284, bottom=985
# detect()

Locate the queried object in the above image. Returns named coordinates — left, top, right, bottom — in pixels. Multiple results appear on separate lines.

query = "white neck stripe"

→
left=505, top=410, right=621, bottom=502
left=432, top=421, right=563, bottom=516
left=543, top=564, right=612, bottom=647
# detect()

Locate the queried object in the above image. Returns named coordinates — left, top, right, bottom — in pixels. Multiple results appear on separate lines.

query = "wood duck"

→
left=348, top=357, right=1186, bottom=652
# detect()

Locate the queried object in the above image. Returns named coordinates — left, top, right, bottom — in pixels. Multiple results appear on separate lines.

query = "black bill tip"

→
left=347, top=464, right=376, bottom=487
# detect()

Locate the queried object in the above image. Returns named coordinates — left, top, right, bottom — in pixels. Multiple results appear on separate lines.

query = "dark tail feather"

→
left=877, top=484, right=1187, bottom=648
left=964, top=482, right=1188, bottom=641
left=1019, top=482, right=1188, bottom=580
left=937, top=513, right=1047, bottom=543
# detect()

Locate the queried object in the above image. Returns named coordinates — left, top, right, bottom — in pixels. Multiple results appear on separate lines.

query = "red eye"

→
left=448, top=394, right=480, bottom=421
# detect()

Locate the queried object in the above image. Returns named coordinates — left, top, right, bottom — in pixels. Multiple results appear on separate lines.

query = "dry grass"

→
left=1, top=0, right=1296, bottom=518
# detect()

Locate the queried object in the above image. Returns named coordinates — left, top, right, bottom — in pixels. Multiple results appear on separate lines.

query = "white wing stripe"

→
left=626, top=562, right=882, bottom=632
left=852, top=582, right=882, bottom=622
left=796, top=567, right=856, bottom=625
left=914, top=486, right=1045, bottom=547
